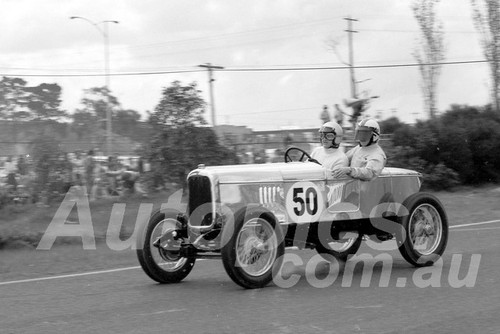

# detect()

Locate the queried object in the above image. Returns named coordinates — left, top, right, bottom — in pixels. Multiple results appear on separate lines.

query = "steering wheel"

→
left=284, top=146, right=320, bottom=164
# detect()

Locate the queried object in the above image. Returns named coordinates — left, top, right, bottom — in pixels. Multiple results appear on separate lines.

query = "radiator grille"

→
left=188, top=175, right=213, bottom=226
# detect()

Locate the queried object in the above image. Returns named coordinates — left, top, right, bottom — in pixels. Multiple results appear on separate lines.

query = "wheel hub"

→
left=424, top=223, right=435, bottom=235
left=153, top=230, right=182, bottom=262
left=243, top=236, right=266, bottom=264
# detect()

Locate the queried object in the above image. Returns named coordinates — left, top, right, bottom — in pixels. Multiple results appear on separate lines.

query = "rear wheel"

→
left=221, top=208, right=285, bottom=289
left=136, top=210, right=195, bottom=283
left=397, top=193, right=448, bottom=267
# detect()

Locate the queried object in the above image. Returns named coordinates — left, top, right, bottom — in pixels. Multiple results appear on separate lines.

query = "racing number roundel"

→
left=286, top=181, right=324, bottom=223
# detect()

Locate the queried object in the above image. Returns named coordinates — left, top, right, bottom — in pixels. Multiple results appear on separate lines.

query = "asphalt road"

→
left=1, top=221, right=500, bottom=334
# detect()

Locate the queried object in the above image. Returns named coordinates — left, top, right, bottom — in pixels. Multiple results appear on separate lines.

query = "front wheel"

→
left=397, top=192, right=448, bottom=267
left=221, top=208, right=285, bottom=289
left=136, top=210, right=195, bottom=283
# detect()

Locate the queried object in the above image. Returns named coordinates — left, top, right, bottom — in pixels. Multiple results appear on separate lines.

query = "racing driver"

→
left=310, top=121, right=349, bottom=171
left=332, top=118, right=386, bottom=181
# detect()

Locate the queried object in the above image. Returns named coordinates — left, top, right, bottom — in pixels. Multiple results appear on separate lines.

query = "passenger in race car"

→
left=332, top=118, right=386, bottom=181
left=310, top=121, right=349, bottom=171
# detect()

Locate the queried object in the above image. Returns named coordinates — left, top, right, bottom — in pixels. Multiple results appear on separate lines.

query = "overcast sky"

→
left=0, top=0, right=489, bottom=130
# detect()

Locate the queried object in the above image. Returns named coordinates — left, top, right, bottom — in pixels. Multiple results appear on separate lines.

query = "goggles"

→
left=354, top=126, right=374, bottom=142
left=319, top=132, right=336, bottom=140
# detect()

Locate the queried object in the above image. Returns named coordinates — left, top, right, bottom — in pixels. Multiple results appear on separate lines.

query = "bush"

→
left=388, top=104, right=500, bottom=189
left=422, top=163, right=461, bottom=190
left=386, top=146, right=459, bottom=190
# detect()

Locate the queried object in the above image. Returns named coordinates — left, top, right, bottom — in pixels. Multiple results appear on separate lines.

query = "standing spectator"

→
left=70, top=151, right=84, bottom=187
left=51, top=153, right=72, bottom=195
left=120, top=163, right=140, bottom=195
left=62, top=153, right=73, bottom=193
left=105, top=156, right=123, bottom=196
left=138, top=157, right=144, bottom=174
left=17, top=155, right=28, bottom=176
left=91, top=157, right=107, bottom=200
left=84, top=150, right=95, bottom=198
left=320, top=105, right=331, bottom=124
left=5, top=157, right=18, bottom=191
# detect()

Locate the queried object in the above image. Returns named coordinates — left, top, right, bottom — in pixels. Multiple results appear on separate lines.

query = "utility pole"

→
left=344, top=16, right=358, bottom=98
left=198, top=63, right=224, bottom=127
left=70, top=16, right=119, bottom=156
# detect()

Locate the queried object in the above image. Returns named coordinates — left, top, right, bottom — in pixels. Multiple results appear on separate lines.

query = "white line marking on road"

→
left=138, top=309, right=187, bottom=316
left=0, top=266, right=141, bottom=286
left=0, top=258, right=208, bottom=286
left=344, top=305, right=383, bottom=309
left=450, top=226, right=500, bottom=232
left=450, top=219, right=500, bottom=229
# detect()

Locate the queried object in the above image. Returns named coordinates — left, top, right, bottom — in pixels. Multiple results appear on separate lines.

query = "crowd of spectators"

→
left=0, top=150, right=148, bottom=208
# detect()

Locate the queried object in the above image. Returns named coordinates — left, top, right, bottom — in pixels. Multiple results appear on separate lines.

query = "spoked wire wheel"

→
left=136, top=210, right=195, bottom=283
left=222, top=208, right=285, bottom=289
left=397, top=193, right=448, bottom=267
left=235, top=218, right=278, bottom=276
left=149, top=217, right=188, bottom=272
left=408, top=204, right=443, bottom=256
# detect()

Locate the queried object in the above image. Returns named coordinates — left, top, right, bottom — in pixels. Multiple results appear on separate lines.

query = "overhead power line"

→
left=0, top=69, right=202, bottom=78
left=222, top=60, right=488, bottom=72
left=0, top=59, right=488, bottom=78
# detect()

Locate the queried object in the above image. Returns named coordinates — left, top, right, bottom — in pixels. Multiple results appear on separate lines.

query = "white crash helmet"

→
left=355, top=118, right=380, bottom=146
left=319, top=121, right=343, bottom=148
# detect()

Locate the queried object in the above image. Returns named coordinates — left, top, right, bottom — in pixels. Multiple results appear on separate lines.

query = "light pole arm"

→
left=70, top=16, right=119, bottom=37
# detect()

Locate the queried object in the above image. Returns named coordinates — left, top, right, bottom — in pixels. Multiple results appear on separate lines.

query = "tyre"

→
left=397, top=192, right=448, bottom=267
left=136, top=210, right=195, bottom=283
left=315, top=230, right=362, bottom=262
left=221, top=207, right=285, bottom=289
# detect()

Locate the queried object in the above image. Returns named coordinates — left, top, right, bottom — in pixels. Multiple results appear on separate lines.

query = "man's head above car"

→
left=355, top=118, right=380, bottom=147
left=319, top=121, right=343, bottom=149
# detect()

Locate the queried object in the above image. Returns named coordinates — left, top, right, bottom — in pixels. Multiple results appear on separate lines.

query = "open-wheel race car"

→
left=136, top=146, right=449, bottom=289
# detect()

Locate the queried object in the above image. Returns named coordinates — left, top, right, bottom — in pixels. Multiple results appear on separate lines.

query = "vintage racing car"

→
left=136, top=147, right=449, bottom=289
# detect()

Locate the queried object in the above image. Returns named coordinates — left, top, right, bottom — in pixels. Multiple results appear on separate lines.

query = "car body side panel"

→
left=189, top=163, right=421, bottom=229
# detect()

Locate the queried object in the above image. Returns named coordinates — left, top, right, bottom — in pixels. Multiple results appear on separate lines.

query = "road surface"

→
left=1, top=220, right=500, bottom=334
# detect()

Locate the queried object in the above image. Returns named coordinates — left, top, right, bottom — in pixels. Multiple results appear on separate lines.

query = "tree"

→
left=79, top=86, right=120, bottom=126
left=25, top=83, right=66, bottom=120
left=471, top=0, right=500, bottom=113
left=113, top=109, right=141, bottom=136
left=72, top=109, right=99, bottom=140
left=145, top=81, right=237, bottom=189
left=152, top=81, right=207, bottom=127
left=379, top=116, right=404, bottom=134
left=0, top=77, right=66, bottom=121
left=412, top=0, right=445, bottom=118
left=0, top=76, right=29, bottom=120
left=146, top=126, right=238, bottom=188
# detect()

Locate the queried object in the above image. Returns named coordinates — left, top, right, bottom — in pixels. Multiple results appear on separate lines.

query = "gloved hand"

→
left=332, top=167, right=352, bottom=178
left=307, top=158, right=321, bottom=165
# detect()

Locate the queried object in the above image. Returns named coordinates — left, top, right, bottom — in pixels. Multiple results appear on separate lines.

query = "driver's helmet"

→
left=319, top=121, right=343, bottom=148
left=355, top=118, right=380, bottom=146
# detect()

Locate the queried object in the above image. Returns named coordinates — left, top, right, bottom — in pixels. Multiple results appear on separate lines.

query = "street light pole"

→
left=70, top=16, right=119, bottom=156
